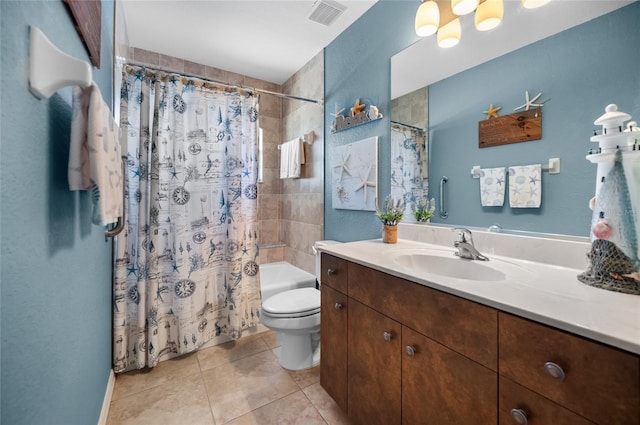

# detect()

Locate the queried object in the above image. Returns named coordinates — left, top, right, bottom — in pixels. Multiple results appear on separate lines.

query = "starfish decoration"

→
left=332, top=151, right=352, bottom=182
left=330, top=102, right=345, bottom=118
left=483, top=104, right=501, bottom=119
left=354, top=164, right=376, bottom=204
left=514, top=91, right=545, bottom=111
left=351, top=99, right=366, bottom=116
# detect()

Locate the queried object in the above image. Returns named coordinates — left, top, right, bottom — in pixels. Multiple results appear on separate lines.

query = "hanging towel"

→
left=479, top=167, right=505, bottom=207
left=69, top=82, right=123, bottom=225
left=279, top=138, right=305, bottom=179
left=508, top=164, right=542, bottom=208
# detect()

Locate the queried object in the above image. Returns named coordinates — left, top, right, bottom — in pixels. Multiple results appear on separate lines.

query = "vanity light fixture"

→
left=522, top=0, right=551, bottom=9
left=437, top=18, right=461, bottom=48
left=415, top=0, right=440, bottom=37
left=415, top=0, right=550, bottom=47
left=452, top=0, right=479, bottom=15
left=475, top=0, right=503, bottom=31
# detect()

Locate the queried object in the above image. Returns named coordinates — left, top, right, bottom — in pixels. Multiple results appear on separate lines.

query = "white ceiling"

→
left=121, top=0, right=377, bottom=85
left=392, top=0, right=635, bottom=99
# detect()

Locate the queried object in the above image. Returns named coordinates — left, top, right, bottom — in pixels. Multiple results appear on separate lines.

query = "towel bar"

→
left=29, top=27, right=92, bottom=99
left=471, top=158, right=560, bottom=178
left=277, top=132, right=315, bottom=150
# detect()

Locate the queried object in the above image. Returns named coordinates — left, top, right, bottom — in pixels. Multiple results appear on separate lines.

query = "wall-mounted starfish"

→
left=351, top=99, right=366, bottom=116
left=332, top=151, right=352, bottom=182
left=330, top=102, right=345, bottom=118
left=514, top=91, right=545, bottom=111
left=483, top=104, right=501, bottom=119
left=354, top=164, right=376, bottom=204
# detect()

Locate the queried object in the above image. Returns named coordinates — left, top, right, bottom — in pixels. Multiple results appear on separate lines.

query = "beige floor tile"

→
left=112, top=353, right=201, bottom=401
left=260, top=330, right=280, bottom=349
left=203, top=350, right=299, bottom=424
left=225, top=391, right=327, bottom=425
left=197, top=333, right=270, bottom=372
left=106, top=373, right=214, bottom=425
left=303, top=382, right=351, bottom=425
left=288, top=364, right=320, bottom=389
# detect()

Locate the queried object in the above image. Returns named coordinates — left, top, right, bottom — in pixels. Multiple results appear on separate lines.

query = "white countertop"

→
left=320, top=238, right=640, bottom=355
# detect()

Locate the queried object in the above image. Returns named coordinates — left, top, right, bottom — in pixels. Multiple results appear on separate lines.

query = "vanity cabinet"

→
left=499, top=312, right=640, bottom=425
left=320, top=253, right=640, bottom=425
left=320, top=254, right=349, bottom=412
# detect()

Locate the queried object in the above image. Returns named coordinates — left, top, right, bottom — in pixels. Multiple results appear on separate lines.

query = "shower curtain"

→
left=113, top=67, right=261, bottom=373
left=390, top=123, right=428, bottom=219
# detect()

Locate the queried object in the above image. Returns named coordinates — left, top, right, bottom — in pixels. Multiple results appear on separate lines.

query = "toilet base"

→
left=275, top=331, right=320, bottom=371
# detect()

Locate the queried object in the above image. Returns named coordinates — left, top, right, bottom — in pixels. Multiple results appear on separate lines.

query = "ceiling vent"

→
left=307, top=0, right=347, bottom=26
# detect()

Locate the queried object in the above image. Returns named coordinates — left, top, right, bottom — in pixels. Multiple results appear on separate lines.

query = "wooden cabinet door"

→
left=348, top=299, right=402, bottom=425
left=402, top=326, right=497, bottom=425
left=499, top=377, right=596, bottom=425
left=320, top=285, right=348, bottom=412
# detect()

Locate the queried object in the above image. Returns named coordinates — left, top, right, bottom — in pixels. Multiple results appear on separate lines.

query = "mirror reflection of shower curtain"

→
left=113, top=67, right=261, bottom=373
left=390, top=123, right=428, bottom=221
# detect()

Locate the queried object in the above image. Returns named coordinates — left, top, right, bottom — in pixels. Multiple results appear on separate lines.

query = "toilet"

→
left=259, top=240, right=341, bottom=370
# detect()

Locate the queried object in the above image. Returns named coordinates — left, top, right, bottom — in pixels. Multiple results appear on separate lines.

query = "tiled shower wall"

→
left=125, top=48, right=324, bottom=272
left=281, top=52, right=324, bottom=274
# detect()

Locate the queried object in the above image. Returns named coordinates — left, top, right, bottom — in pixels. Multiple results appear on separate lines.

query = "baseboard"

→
left=97, top=369, right=116, bottom=425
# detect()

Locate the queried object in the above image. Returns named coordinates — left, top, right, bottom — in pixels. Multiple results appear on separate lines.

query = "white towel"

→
left=479, top=167, right=505, bottom=207
left=279, top=138, right=305, bottom=179
left=508, top=164, right=542, bottom=208
left=69, top=82, right=122, bottom=225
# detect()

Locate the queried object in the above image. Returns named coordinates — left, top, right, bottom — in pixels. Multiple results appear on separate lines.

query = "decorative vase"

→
left=382, top=225, right=398, bottom=244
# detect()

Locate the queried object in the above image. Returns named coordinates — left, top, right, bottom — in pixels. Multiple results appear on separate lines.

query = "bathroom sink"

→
left=392, top=251, right=507, bottom=282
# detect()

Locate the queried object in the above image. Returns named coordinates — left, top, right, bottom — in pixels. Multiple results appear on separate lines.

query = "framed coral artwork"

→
left=332, top=137, right=378, bottom=211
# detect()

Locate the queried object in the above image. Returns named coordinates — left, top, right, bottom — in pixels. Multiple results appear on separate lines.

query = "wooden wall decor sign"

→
left=64, top=0, right=101, bottom=68
left=478, top=108, right=542, bottom=148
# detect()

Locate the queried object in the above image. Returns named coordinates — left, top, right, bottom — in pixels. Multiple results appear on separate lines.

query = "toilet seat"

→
left=262, top=288, right=320, bottom=318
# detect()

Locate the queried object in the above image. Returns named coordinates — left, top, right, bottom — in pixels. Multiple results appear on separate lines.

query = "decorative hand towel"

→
left=279, top=138, right=305, bottom=179
left=479, top=167, right=505, bottom=207
left=69, top=82, right=122, bottom=225
left=508, top=164, right=542, bottom=208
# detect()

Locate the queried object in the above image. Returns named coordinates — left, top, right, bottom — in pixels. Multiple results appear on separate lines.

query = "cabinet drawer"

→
left=499, top=377, right=595, bottom=425
left=348, top=261, right=498, bottom=370
left=499, top=312, right=640, bottom=425
left=321, top=253, right=348, bottom=294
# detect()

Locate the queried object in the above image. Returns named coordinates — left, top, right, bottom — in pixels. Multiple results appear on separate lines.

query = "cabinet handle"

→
left=510, top=408, right=528, bottom=425
left=383, top=331, right=392, bottom=341
left=327, top=268, right=336, bottom=277
left=544, top=361, right=566, bottom=381
left=405, top=345, right=416, bottom=357
left=334, top=302, right=343, bottom=310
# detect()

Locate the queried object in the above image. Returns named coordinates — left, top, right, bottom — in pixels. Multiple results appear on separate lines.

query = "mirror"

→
left=390, top=1, right=636, bottom=236
left=390, top=87, right=428, bottom=222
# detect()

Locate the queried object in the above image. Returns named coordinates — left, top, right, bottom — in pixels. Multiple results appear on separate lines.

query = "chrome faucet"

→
left=452, top=227, right=489, bottom=261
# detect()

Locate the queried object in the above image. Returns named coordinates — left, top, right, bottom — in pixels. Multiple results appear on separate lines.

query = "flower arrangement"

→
left=376, top=195, right=406, bottom=226
left=412, top=197, right=436, bottom=223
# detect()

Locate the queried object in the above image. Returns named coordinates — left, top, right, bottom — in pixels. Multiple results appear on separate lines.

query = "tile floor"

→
left=106, top=330, right=350, bottom=425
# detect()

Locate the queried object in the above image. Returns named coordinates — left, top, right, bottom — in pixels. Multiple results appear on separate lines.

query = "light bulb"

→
left=522, top=0, right=551, bottom=9
left=452, top=0, right=479, bottom=15
left=415, top=1, right=440, bottom=37
left=475, top=0, right=503, bottom=31
left=437, top=18, right=461, bottom=48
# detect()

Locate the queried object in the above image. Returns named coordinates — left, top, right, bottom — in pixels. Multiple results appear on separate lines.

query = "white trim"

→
left=97, top=369, right=116, bottom=425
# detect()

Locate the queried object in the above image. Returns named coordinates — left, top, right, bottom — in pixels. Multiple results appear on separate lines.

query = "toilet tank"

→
left=313, top=240, right=342, bottom=284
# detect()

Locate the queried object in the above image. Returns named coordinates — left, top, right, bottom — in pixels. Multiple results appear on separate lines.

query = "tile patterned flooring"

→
left=106, top=331, right=350, bottom=425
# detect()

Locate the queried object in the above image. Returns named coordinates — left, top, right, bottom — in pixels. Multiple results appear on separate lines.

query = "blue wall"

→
left=325, top=1, right=640, bottom=240
left=1, top=1, right=114, bottom=424
left=324, top=0, right=418, bottom=242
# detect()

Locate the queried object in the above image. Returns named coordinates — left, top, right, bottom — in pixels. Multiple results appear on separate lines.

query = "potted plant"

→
left=376, top=195, right=406, bottom=243
left=412, top=197, right=436, bottom=223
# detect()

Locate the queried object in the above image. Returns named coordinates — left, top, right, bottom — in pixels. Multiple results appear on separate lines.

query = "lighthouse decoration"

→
left=578, top=104, right=640, bottom=295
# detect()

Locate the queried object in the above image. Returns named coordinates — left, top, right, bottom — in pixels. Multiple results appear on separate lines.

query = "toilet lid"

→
left=262, top=288, right=320, bottom=317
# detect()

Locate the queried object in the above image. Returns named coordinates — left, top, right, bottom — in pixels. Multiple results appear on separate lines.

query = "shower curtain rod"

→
left=123, top=62, right=324, bottom=106
left=391, top=120, right=425, bottom=133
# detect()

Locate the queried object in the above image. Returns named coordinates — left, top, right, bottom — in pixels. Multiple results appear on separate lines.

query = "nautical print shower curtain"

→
left=113, top=67, right=261, bottom=373
left=390, top=123, right=428, bottom=220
